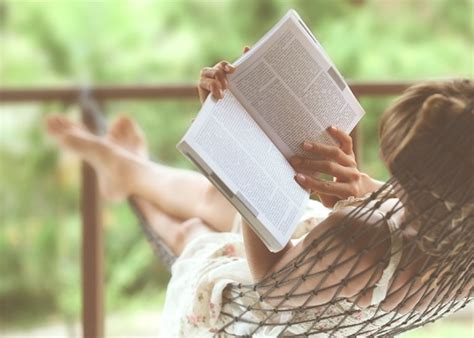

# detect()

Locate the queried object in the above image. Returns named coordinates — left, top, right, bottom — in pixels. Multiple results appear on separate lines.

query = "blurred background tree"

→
left=0, top=0, right=472, bottom=336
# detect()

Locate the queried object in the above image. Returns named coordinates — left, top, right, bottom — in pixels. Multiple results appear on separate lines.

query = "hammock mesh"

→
left=131, top=103, right=473, bottom=336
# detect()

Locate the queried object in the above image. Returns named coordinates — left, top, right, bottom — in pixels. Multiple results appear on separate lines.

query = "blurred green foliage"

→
left=0, top=0, right=472, bottom=332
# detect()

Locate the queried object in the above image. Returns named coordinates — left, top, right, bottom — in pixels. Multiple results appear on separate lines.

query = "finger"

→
left=293, top=166, right=321, bottom=180
left=214, top=69, right=229, bottom=90
left=215, top=60, right=235, bottom=74
left=291, top=157, right=354, bottom=180
left=302, top=141, right=356, bottom=167
left=210, top=80, right=224, bottom=99
left=199, top=78, right=223, bottom=99
left=198, top=85, right=209, bottom=104
left=328, top=126, right=353, bottom=155
left=200, top=67, right=218, bottom=79
left=201, top=67, right=228, bottom=90
left=198, top=77, right=212, bottom=94
left=295, top=174, right=355, bottom=198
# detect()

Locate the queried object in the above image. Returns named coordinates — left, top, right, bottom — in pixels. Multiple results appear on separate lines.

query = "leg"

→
left=45, top=115, right=238, bottom=232
left=107, top=116, right=215, bottom=256
left=133, top=196, right=213, bottom=256
left=127, top=161, right=238, bottom=233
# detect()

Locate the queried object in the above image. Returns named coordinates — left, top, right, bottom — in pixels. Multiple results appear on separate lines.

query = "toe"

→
left=128, top=118, right=145, bottom=137
left=120, top=115, right=133, bottom=126
left=120, top=116, right=136, bottom=139
left=117, top=114, right=132, bottom=128
left=106, top=114, right=148, bottom=157
left=108, top=126, right=121, bottom=141
left=112, top=115, right=131, bottom=137
left=108, top=117, right=124, bottom=139
left=126, top=119, right=146, bottom=144
left=59, top=118, right=72, bottom=130
left=51, top=115, right=79, bottom=132
left=45, top=115, right=65, bottom=134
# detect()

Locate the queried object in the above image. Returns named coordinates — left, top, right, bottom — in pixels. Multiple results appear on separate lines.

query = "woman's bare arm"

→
left=242, top=220, right=294, bottom=281
left=243, top=207, right=391, bottom=307
left=381, top=242, right=473, bottom=314
left=244, top=206, right=473, bottom=312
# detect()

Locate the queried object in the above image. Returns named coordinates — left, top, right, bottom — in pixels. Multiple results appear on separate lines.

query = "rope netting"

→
left=214, top=104, right=473, bottom=336
left=79, top=84, right=473, bottom=336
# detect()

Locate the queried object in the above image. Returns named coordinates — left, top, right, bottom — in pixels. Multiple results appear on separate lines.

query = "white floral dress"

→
left=159, top=198, right=403, bottom=337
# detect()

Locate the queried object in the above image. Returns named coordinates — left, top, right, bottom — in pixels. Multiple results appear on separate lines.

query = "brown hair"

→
left=379, top=79, right=473, bottom=258
left=379, top=79, right=474, bottom=166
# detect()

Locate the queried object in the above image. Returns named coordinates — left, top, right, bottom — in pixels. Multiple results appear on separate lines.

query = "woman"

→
left=45, top=71, right=473, bottom=336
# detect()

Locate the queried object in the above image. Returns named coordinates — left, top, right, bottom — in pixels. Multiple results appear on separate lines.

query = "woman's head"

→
left=379, top=79, right=473, bottom=167
left=377, top=79, right=473, bottom=257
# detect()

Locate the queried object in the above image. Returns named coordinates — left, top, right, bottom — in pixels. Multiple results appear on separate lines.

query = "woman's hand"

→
left=291, top=126, right=383, bottom=208
left=197, top=47, right=250, bottom=104
left=198, top=60, right=235, bottom=104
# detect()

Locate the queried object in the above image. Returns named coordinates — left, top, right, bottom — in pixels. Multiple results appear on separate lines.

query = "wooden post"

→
left=80, top=103, right=104, bottom=338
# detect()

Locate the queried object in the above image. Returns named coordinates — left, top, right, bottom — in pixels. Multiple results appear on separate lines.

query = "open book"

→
left=177, top=10, right=364, bottom=252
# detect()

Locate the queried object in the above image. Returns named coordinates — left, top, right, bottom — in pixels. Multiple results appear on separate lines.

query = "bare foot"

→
left=107, top=115, right=148, bottom=158
left=102, top=115, right=149, bottom=201
left=45, top=114, right=99, bottom=155
left=45, top=114, right=134, bottom=201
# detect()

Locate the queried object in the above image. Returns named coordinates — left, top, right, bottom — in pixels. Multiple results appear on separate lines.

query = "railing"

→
left=0, top=82, right=412, bottom=338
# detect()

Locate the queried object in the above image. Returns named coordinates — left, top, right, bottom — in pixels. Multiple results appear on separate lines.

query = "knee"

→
left=195, top=185, right=221, bottom=213
left=203, top=184, right=222, bottom=205
left=174, top=217, right=206, bottom=254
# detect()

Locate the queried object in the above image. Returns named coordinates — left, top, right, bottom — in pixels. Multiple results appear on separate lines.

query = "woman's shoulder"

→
left=299, top=192, right=403, bottom=245
left=302, top=203, right=388, bottom=249
left=330, top=204, right=389, bottom=233
left=331, top=191, right=403, bottom=230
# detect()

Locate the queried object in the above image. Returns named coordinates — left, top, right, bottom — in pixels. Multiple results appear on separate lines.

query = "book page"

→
left=228, top=10, right=364, bottom=159
left=178, top=91, right=309, bottom=249
left=178, top=10, right=363, bottom=251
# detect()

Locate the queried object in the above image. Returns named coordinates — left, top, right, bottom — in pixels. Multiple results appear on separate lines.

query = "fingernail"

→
left=291, top=157, right=302, bottom=165
left=303, top=142, right=313, bottom=150
left=225, top=64, right=235, bottom=73
left=329, top=126, right=337, bottom=132
left=296, top=174, right=306, bottom=183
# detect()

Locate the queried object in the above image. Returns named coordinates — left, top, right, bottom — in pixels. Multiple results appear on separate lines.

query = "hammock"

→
left=128, top=101, right=473, bottom=336
left=78, top=89, right=472, bottom=336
